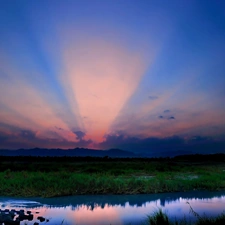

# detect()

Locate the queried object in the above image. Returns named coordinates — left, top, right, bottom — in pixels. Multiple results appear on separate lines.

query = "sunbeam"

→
left=62, top=38, right=151, bottom=142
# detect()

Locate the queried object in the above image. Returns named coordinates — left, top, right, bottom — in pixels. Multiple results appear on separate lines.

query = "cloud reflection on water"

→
left=0, top=191, right=225, bottom=225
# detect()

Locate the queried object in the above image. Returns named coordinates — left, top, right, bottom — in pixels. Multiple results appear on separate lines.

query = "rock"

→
left=0, top=213, right=19, bottom=225
left=4, top=220, right=20, bottom=225
left=37, top=216, right=45, bottom=222
left=0, top=214, right=4, bottom=223
left=0, top=213, right=11, bottom=221
left=19, top=210, right=24, bottom=214
left=0, top=208, right=38, bottom=225
left=27, top=214, right=34, bottom=221
left=18, top=213, right=33, bottom=221
left=8, top=211, right=15, bottom=219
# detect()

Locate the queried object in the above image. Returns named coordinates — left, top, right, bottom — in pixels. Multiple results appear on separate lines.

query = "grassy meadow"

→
left=0, top=154, right=225, bottom=197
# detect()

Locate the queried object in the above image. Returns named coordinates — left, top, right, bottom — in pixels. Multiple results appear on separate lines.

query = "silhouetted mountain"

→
left=1, top=147, right=223, bottom=158
left=0, top=148, right=136, bottom=157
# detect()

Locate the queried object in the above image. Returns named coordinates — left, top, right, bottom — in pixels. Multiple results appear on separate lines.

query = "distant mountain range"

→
left=0, top=148, right=136, bottom=157
left=0, top=147, right=194, bottom=158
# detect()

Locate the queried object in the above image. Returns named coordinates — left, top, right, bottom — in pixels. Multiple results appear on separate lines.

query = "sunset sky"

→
left=0, top=0, right=225, bottom=153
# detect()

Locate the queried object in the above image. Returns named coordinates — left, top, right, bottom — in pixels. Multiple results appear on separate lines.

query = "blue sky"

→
left=0, top=0, right=225, bottom=153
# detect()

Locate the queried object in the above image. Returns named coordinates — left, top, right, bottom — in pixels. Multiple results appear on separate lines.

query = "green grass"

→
left=0, top=156, right=225, bottom=197
left=145, top=208, right=225, bottom=225
left=147, top=209, right=172, bottom=225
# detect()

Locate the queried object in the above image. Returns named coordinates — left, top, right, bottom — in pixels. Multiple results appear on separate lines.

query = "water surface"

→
left=1, top=191, right=225, bottom=225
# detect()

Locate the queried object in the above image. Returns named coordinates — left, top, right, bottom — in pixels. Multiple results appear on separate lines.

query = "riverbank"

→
left=0, top=156, right=225, bottom=197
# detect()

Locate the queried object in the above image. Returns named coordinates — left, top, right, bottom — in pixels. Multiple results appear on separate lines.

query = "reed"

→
left=146, top=207, right=225, bottom=225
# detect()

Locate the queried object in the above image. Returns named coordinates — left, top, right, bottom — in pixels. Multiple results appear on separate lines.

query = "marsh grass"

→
left=0, top=157, right=225, bottom=197
left=147, top=209, right=171, bottom=225
left=146, top=206, right=225, bottom=225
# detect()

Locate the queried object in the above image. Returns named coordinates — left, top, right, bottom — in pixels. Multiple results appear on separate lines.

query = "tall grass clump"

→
left=187, top=201, right=225, bottom=225
left=145, top=205, right=225, bottom=225
left=147, top=209, right=171, bottom=225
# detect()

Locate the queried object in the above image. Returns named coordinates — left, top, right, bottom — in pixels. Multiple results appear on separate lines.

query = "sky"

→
left=0, top=0, right=225, bottom=153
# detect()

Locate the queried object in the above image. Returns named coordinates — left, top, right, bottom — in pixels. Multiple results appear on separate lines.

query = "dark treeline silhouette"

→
left=0, top=153, right=224, bottom=172
left=174, top=153, right=225, bottom=162
left=0, top=153, right=225, bottom=162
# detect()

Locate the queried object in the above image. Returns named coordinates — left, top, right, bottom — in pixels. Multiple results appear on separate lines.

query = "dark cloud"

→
left=0, top=128, right=38, bottom=149
left=0, top=122, right=18, bottom=130
left=72, top=130, right=93, bottom=147
left=76, top=139, right=93, bottom=148
left=73, top=130, right=86, bottom=140
left=189, top=136, right=212, bottom=143
left=20, top=129, right=36, bottom=139
left=0, top=124, right=63, bottom=149
left=0, top=123, right=36, bottom=141
left=0, top=130, right=93, bottom=150
left=157, top=110, right=175, bottom=120
left=99, top=134, right=185, bottom=153
left=0, top=132, right=9, bottom=142
left=148, top=95, right=158, bottom=100
left=158, top=115, right=175, bottom=120
left=1, top=122, right=225, bottom=155
left=99, top=134, right=225, bottom=156
left=0, top=123, right=94, bottom=149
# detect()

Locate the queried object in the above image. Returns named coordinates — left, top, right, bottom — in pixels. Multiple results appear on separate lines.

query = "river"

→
left=1, top=191, right=225, bottom=225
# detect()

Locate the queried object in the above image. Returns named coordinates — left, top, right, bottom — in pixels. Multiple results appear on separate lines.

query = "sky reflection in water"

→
left=1, top=191, right=225, bottom=225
